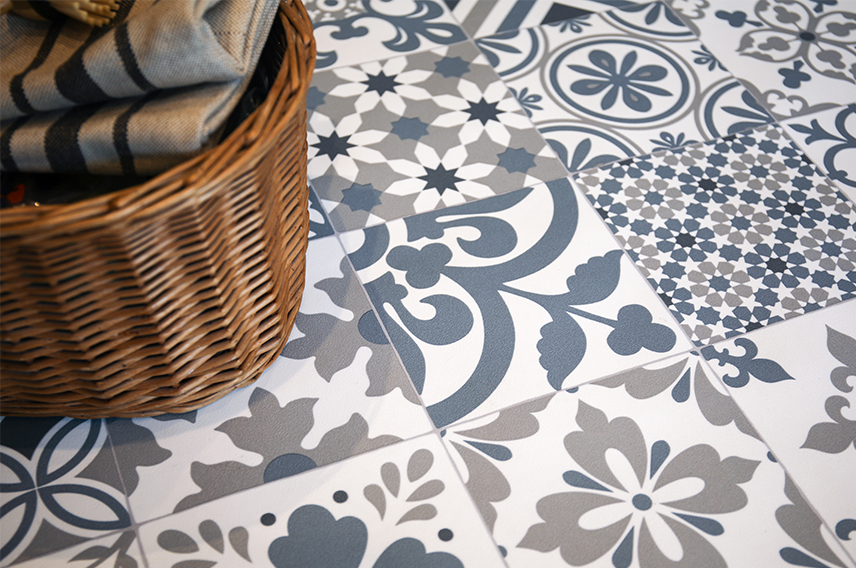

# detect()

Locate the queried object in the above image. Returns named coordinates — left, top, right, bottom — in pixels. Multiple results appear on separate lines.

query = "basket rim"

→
left=0, top=0, right=315, bottom=238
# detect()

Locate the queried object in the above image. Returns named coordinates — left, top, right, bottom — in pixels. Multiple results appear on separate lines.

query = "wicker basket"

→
left=0, top=0, right=315, bottom=418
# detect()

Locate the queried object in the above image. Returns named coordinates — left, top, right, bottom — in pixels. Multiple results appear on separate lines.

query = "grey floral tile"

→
left=784, top=104, right=856, bottom=204
left=575, top=123, right=856, bottom=345
left=443, top=352, right=856, bottom=567
left=0, top=417, right=133, bottom=567
left=10, top=530, right=143, bottom=568
left=308, top=185, right=335, bottom=240
left=670, top=0, right=856, bottom=120
left=475, top=1, right=774, bottom=173
left=137, top=435, right=506, bottom=567
left=107, top=236, right=431, bottom=524
left=304, top=0, right=468, bottom=69
left=444, top=0, right=638, bottom=38
left=339, top=177, right=692, bottom=428
left=702, top=298, right=856, bottom=560
left=307, top=41, right=567, bottom=231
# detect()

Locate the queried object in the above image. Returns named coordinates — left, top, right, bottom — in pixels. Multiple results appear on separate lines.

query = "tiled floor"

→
left=2, top=1, right=855, bottom=566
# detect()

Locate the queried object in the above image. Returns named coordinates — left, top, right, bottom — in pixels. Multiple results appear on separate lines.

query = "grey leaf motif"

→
left=801, top=396, right=856, bottom=454
left=382, top=463, right=400, bottom=497
left=158, top=530, right=198, bottom=554
left=406, top=479, right=444, bottom=502
left=828, top=326, right=856, bottom=393
left=199, top=520, right=223, bottom=553
left=365, top=484, right=386, bottom=519
left=595, top=358, right=688, bottom=399
left=228, top=527, right=251, bottom=562
left=172, top=561, right=216, bottom=568
left=455, top=396, right=550, bottom=441
left=407, top=449, right=434, bottom=482
left=450, top=441, right=511, bottom=532
left=70, top=531, right=138, bottom=568
left=397, top=503, right=438, bottom=525
left=776, top=475, right=846, bottom=567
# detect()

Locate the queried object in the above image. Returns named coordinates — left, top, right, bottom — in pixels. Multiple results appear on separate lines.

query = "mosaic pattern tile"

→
left=443, top=353, right=856, bottom=568
left=106, top=236, right=431, bottom=524
left=445, top=0, right=638, bottom=38
left=308, top=185, right=335, bottom=240
left=303, top=0, right=468, bottom=69
left=138, top=435, right=507, bottom=567
left=339, top=177, right=692, bottom=428
left=475, top=1, right=774, bottom=172
left=784, top=104, right=856, bottom=204
left=702, top=299, right=856, bottom=560
left=307, top=41, right=567, bottom=231
left=670, top=0, right=856, bottom=119
left=0, top=418, right=131, bottom=566
left=11, top=530, right=143, bottom=568
left=574, top=124, right=856, bottom=345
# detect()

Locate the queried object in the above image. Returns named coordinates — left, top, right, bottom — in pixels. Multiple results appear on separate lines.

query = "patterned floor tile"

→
left=304, top=0, right=468, bottom=69
left=0, top=418, right=131, bottom=567
left=445, top=0, right=638, bottom=38
left=137, top=435, right=506, bottom=567
left=702, top=299, right=856, bottom=561
left=307, top=41, right=567, bottom=231
left=475, top=1, right=774, bottom=173
left=443, top=352, right=856, bottom=568
left=575, top=123, right=856, bottom=345
left=339, top=177, right=692, bottom=429
left=308, top=185, right=335, bottom=240
left=107, top=236, right=431, bottom=524
left=784, top=104, right=856, bottom=204
left=670, top=0, right=856, bottom=120
left=10, top=530, right=143, bottom=568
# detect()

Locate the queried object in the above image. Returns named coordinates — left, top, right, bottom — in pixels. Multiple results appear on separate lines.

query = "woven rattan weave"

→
left=0, top=0, right=315, bottom=418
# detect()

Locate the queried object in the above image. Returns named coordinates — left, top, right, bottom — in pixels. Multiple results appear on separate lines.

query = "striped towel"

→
left=0, top=0, right=278, bottom=176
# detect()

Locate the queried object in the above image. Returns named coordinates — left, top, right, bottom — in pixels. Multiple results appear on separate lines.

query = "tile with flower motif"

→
left=303, top=0, right=468, bottom=70
left=668, top=0, right=856, bottom=120
left=445, top=0, right=638, bottom=39
left=137, top=434, right=506, bottom=568
left=307, top=41, right=567, bottom=231
left=443, top=352, right=856, bottom=568
left=0, top=418, right=132, bottom=567
left=702, top=298, right=856, bottom=560
left=575, top=123, right=856, bottom=345
left=9, top=530, right=143, bottom=568
left=339, top=177, right=692, bottom=428
left=784, top=104, right=856, bottom=204
left=106, top=236, right=431, bottom=524
left=475, top=1, right=773, bottom=173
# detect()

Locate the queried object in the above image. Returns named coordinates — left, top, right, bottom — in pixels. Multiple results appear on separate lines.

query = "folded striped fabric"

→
left=0, top=0, right=278, bottom=175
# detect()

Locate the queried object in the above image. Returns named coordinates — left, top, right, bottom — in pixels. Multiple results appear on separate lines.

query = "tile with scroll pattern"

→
left=303, top=0, right=468, bottom=70
left=340, top=177, right=691, bottom=429
left=702, top=299, right=856, bottom=560
left=137, top=434, right=507, bottom=567
left=575, top=123, right=856, bottom=345
left=307, top=41, right=567, bottom=231
left=443, top=352, right=856, bottom=568
left=784, top=104, right=856, bottom=204
left=10, top=530, right=143, bottom=568
left=0, top=417, right=132, bottom=567
left=475, top=1, right=773, bottom=173
left=669, top=0, right=856, bottom=120
left=445, top=0, right=638, bottom=39
left=107, top=236, right=431, bottom=524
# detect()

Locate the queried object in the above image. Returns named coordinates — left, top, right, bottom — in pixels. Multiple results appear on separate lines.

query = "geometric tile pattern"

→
left=308, top=41, right=567, bottom=231
left=476, top=2, right=774, bottom=172
left=784, top=104, right=856, bottom=204
left=670, top=0, right=856, bottom=120
left=702, top=300, right=856, bottom=560
left=575, top=124, right=856, bottom=344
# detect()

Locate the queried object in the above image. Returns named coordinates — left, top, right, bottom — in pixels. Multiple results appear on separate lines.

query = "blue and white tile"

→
left=304, top=0, right=468, bottom=69
left=702, top=298, right=856, bottom=560
left=671, top=0, right=856, bottom=119
left=0, top=418, right=131, bottom=567
left=475, top=1, right=773, bottom=173
left=307, top=41, right=567, bottom=231
left=784, top=104, right=856, bottom=204
left=11, top=530, right=143, bottom=568
left=575, top=124, right=856, bottom=345
left=138, top=434, right=506, bottom=567
left=443, top=352, right=856, bottom=568
left=339, top=177, right=692, bottom=429
left=107, top=236, right=431, bottom=524
left=308, top=185, right=335, bottom=239
left=445, top=0, right=638, bottom=38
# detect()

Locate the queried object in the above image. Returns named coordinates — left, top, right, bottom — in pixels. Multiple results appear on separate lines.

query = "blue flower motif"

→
left=569, top=50, right=671, bottom=112
left=546, top=14, right=592, bottom=33
left=692, top=45, right=726, bottom=71
left=509, top=87, right=542, bottom=118
left=650, top=132, right=698, bottom=150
